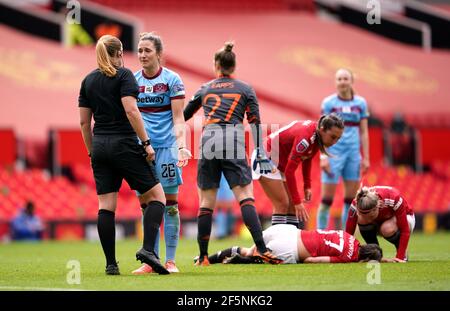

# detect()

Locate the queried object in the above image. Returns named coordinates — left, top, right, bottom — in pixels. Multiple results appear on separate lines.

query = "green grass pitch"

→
left=0, top=232, right=449, bottom=291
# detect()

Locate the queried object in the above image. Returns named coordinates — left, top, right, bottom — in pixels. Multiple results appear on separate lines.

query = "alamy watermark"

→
left=366, top=262, right=381, bottom=285
left=66, top=259, right=81, bottom=285
left=65, top=0, right=81, bottom=25
left=367, top=0, right=381, bottom=25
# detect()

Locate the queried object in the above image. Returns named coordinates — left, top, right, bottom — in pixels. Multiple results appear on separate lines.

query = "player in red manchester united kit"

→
left=252, top=114, right=344, bottom=228
left=200, top=224, right=382, bottom=264
left=346, top=186, right=415, bottom=262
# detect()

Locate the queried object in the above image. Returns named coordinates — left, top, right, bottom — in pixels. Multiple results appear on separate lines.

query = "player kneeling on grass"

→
left=199, top=224, right=382, bottom=264
left=345, top=186, right=415, bottom=263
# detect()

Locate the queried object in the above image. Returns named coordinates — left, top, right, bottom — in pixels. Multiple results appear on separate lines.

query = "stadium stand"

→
left=0, top=1, right=449, bottom=239
left=90, top=0, right=316, bottom=12
left=315, top=0, right=450, bottom=50
left=3, top=151, right=449, bottom=231
left=121, top=9, right=450, bottom=127
left=0, top=129, right=16, bottom=167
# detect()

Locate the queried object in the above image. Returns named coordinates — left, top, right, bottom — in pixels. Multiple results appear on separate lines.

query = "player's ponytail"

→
left=316, top=113, right=344, bottom=156
left=356, top=186, right=379, bottom=211
left=96, top=35, right=122, bottom=77
left=215, top=41, right=236, bottom=75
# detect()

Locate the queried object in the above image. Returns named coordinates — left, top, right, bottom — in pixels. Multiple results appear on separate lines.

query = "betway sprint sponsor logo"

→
left=137, top=96, right=164, bottom=104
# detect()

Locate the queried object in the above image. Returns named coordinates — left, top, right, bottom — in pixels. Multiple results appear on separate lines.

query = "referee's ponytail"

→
left=96, top=35, right=122, bottom=77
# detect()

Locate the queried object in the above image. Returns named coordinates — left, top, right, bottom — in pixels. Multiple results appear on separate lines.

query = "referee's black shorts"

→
left=91, top=135, right=159, bottom=195
left=197, top=155, right=252, bottom=190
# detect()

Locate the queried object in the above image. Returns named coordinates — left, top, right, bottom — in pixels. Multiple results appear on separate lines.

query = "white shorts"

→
left=250, top=150, right=285, bottom=181
left=262, top=224, right=299, bottom=264
left=407, top=214, right=415, bottom=233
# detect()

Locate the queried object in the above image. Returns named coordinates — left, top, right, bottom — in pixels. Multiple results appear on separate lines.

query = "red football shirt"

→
left=346, top=186, right=414, bottom=260
left=266, top=120, right=319, bottom=205
left=301, top=229, right=360, bottom=263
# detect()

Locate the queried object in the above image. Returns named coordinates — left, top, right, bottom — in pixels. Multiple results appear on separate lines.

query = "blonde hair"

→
left=356, top=187, right=379, bottom=211
left=96, top=35, right=122, bottom=77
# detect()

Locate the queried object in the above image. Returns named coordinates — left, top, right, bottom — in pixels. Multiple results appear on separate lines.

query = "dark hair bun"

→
left=224, top=42, right=234, bottom=52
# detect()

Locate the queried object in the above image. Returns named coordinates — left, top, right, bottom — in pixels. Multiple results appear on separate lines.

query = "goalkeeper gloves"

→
left=253, top=148, right=276, bottom=174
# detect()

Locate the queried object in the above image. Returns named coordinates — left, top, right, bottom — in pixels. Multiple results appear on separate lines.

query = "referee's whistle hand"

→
left=145, top=145, right=155, bottom=162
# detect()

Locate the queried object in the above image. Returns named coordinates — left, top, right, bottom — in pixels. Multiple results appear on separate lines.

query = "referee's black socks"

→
left=97, top=209, right=117, bottom=267
left=142, top=201, right=165, bottom=253
left=240, top=198, right=267, bottom=254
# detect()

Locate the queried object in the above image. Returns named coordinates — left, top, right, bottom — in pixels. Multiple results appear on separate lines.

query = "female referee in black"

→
left=79, top=35, right=169, bottom=275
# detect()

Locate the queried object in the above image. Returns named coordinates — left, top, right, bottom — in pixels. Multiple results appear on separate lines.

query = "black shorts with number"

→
left=91, top=135, right=159, bottom=195
left=197, top=153, right=252, bottom=190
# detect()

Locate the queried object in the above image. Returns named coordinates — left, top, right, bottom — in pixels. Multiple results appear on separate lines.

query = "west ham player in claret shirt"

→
left=201, top=224, right=382, bottom=264
left=252, top=114, right=344, bottom=228
left=346, top=186, right=415, bottom=262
